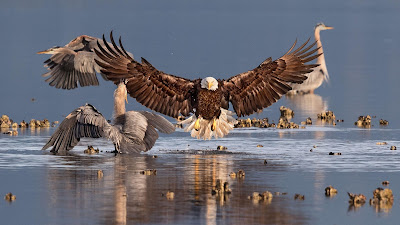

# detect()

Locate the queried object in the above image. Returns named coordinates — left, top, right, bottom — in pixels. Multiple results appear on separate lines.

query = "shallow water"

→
left=1, top=118, right=399, bottom=225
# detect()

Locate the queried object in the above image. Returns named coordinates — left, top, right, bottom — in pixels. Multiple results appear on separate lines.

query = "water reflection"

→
left=285, top=93, right=328, bottom=121
left=46, top=154, right=309, bottom=224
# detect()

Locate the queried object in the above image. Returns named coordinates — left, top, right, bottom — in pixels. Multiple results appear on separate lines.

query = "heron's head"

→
left=115, top=82, right=128, bottom=103
left=315, top=23, right=334, bottom=31
left=201, top=77, right=218, bottom=91
left=36, top=46, right=62, bottom=55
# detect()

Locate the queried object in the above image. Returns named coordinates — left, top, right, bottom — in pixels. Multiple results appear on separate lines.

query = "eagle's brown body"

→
left=196, top=87, right=223, bottom=120
left=94, top=32, right=321, bottom=139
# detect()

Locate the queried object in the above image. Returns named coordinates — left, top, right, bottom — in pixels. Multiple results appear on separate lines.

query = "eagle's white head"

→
left=201, top=77, right=218, bottom=91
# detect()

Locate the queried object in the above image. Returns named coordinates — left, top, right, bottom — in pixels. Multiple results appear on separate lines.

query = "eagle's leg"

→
left=194, top=117, right=201, bottom=131
left=211, top=118, right=217, bottom=131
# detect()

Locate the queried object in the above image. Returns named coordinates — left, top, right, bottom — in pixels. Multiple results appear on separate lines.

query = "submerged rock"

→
left=234, top=117, right=272, bottom=128
left=376, top=142, right=388, bottom=145
left=212, top=179, right=232, bottom=195
left=348, top=192, right=366, bottom=207
left=390, top=146, right=396, bottom=150
left=84, top=146, right=99, bottom=154
left=329, top=152, right=341, bottom=155
left=248, top=191, right=273, bottom=204
left=165, top=191, right=175, bottom=200
left=277, top=117, right=299, bottom=129
left=217, top=145, right=227, bottom=150
left=140, top=169, right=157, bottom=175
left=20, top=120, right=27, bottom=128
left=229, top=169, right=245, bottom=179
left=325, top=185, right=338, bottom=197
left=355, top=115, right=372, bottom=128
left=369, top=188, right=393, bottom=212
left=294, top=194, right=305, bottom=200
left=97, top=170, right=103, bottom=179
left=379, top=119, right=389, bottom=126
left=280, top=106, right=294, bottom=118
left=382, top=181, right=390, bottom=186
left=257, top=144, right=263, bottom=147
left=0, top=115, right=11, bottom=128
left=4, top=192, right=16, bottom=202
left=317, top=111, right=336, bottom=122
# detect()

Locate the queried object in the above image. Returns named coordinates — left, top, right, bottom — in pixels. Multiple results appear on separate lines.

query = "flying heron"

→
left=37, top=35, right=133, bottom=90
left=288, top=23, right=333, bottom=94
left=42, top=81, right=175, bottom=154
left=94, top=32, right=320, bottom=140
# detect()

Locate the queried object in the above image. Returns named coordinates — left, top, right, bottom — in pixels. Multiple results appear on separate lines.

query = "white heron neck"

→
left=113, top=85, right=127, bottom=119
left=314, top=29, right=325, bottom=65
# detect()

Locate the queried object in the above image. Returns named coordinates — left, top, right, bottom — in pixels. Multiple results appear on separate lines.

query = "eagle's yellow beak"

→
left=194, top=118, right=201, bottom=131
left=208, top=81, right=213, bottom=90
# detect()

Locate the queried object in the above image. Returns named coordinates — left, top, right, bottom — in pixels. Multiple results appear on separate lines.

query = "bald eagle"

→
left=94, top=33, right=320, bottom=139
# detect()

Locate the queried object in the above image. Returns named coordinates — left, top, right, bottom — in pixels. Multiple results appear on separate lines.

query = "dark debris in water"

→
left=294, top=194, right=305, bottom=200
left=162, top=149, right=247, bottom=155
left=325, top=185, right=338, bottom=197
left=4, top=192, right=16, bottom=202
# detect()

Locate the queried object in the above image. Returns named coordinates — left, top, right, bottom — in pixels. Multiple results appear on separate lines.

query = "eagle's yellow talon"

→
left=194, top=118, right=200, bottom=131
left=211, top=118, right=217, bottom=131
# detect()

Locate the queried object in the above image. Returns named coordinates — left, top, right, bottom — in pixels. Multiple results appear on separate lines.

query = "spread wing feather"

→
left=42, top=104, right=109, bottom=154
left=221, top=39, right=321, bottom=117
left=94, top=32, right=196, bottom=118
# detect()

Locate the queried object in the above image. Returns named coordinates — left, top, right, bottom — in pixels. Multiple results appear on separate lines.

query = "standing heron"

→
left=288, top=23, right=333, bottom=94
left=94, top=32, right=320, bottom=140
left=42, top=81, right=175, bottom=154
left=37, top=35, right=133, bottom=90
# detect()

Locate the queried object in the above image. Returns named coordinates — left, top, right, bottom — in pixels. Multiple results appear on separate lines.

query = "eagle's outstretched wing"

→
left=94, top=32, right=195, bottom=118
left=221, top=39, right=321, bottom=117
left=42, top=104, right=109, bottom=154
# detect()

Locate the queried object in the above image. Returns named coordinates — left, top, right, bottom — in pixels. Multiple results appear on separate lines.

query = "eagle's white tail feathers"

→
left=178, top=108, right=237, bottom=140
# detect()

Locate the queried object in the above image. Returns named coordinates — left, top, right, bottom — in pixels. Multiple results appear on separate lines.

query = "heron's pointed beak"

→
left=325, top=26, right=334, bottom=30
left=36, top=50, right=49, bottom=54
left=208, top=82, right=213, bottom=90
left=125, top=95, right=128, bottom=104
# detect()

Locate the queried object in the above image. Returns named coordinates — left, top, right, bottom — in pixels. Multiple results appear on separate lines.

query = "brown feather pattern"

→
left=222, top=39, right=320, bottom=117
left=95, top=32, right=320, bottom=120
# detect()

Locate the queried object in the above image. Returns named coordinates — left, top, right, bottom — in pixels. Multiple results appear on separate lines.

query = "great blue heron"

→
left=42, top=82, right=175, bottom=154
left=37, top=35, right=133, bottom=90
left=288, top=23, right=333, bottom=94
left=94, top=33, right=320, bottom=139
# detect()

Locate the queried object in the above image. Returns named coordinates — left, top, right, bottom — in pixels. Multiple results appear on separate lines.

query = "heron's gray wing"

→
left=138, top=111, right=175, bottom=134
left=41, top=48, right=100, bottom=89
left=42, top=104, right=108, bottom=154
left=113, top=111, right=149, bottom=153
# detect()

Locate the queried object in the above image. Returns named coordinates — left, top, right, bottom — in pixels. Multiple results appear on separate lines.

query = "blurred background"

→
left=1, top=0, right=399, bottom=126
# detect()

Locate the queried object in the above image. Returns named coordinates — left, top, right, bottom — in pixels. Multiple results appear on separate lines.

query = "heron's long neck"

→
left=314, top=29, right=325, bottom=65
left=113, top=88, right=126, bottom=119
